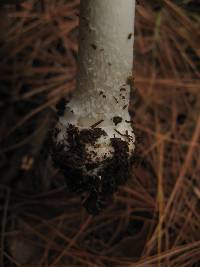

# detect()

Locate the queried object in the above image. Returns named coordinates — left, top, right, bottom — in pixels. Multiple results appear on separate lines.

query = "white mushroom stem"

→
left=52, top=0, right=136, bottom=211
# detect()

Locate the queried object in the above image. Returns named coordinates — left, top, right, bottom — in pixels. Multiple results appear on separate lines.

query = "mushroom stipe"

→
left=51, top=0, right=136, bottom=214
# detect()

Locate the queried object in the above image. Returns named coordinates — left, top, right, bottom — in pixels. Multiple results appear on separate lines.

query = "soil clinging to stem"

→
left=51, top=125, right=133, bottom=214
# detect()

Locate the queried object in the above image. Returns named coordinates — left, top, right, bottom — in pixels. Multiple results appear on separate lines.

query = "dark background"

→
left=0, top=1, right=200, bottom=266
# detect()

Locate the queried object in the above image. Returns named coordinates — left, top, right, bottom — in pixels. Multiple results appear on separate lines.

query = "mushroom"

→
left=52, top=0, right=136, bottom=214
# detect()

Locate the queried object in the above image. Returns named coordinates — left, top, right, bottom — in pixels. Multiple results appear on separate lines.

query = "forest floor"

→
left=0, top=0, right=200, bottom=266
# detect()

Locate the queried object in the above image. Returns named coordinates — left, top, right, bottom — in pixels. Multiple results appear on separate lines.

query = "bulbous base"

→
left=50, top=123, right=134, bottom=214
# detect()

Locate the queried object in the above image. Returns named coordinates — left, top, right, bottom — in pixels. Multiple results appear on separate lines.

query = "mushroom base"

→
left=50, top=125, right=134, bottom=214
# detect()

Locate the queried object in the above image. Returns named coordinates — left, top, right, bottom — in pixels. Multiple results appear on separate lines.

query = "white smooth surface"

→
left=56, top=0, right=136, bottom=169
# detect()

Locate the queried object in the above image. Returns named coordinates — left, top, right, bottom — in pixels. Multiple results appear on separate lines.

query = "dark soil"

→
left=51, top=125, right=133, bottom=214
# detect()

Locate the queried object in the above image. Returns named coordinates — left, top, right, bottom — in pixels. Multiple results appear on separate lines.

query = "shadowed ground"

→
left=0, top=1, right=200, bottom=266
